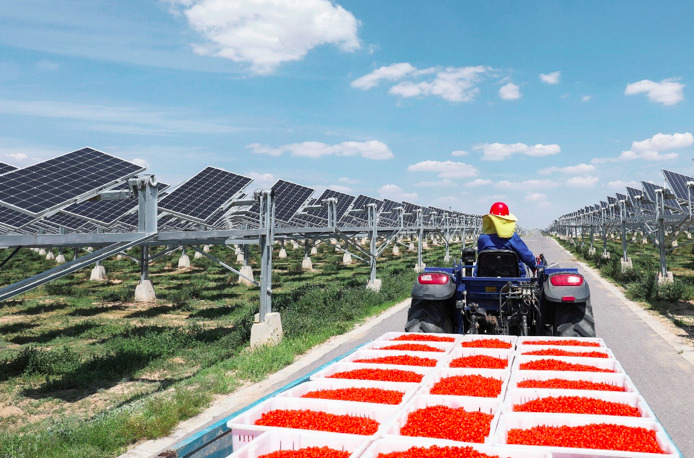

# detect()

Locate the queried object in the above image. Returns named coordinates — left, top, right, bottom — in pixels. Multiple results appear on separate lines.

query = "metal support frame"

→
left=257, top=189, right=275, bottom=323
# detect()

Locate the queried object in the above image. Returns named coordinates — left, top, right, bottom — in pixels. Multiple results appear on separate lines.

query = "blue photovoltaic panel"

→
left=0, top=147, right=144, bottom=217
left=380, top=199, right=402, bottom=223
left=43, top=212, right=91, bottom=231
left=247, top=180, right=314, bottom=223
left=159, top=167, right=252, bottom=223
left=663, top=169, right=693, bottom=201
left=310, top=189, right=355, bottom=221
left=0, top=162, right=17, bottom=175
left=0, top=206, right=36, bottom=229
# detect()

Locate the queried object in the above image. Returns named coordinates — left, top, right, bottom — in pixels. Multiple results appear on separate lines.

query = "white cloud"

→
left=131, top=157, right=150, bottom=169
left=538, top=163, right=595, bottom=175
left=338, top=176, right=359, bottom=184
left=581, top=95, right=592, bottom=102
left=350, top=63, right=416, bottom=90
left=525, top=192, right=548, bottom=202
left=326, top=184, right=352, bottom=193
left=467, top=179, right=492, bottom=187
left=607, top=180, right=640, bottom=189
left=247, top=140, right=394, bottom=160
left=352, top=64, right=491, bottom=103
left=593, top=132, right=692, bottom=163
left=171, top=0, right=360, bottom=75
left=6, top=152, right=28, bottom=162
left=407, top=160, right=478, bottom=179
left=474, top=142, right=560, bottom=161
left=451, top=150, right=468, bottom=157
left=246, top=172, right=276, bottom=190
left=539, top=71, right=561, bottom=85
left=496, top=179, right=558, bottom=189
left=415, top=179, right=456, bottom=187
left=377, top=184, right=418, bottom=201
left=499, top=82, right=521, bottom=100
left=566, top=176, right=598, bottom=188
left=624, top=78, right=684, bottom=106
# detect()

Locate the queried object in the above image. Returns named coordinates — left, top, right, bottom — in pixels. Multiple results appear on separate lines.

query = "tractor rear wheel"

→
left=405, top=298, right=453, bottom=333
left=553, top=300, right=595, bottom=337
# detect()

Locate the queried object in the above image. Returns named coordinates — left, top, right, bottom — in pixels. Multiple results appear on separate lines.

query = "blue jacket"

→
left=477, top=232, right=537, bottom=275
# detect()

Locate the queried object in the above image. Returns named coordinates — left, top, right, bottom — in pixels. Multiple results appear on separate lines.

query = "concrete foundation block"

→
left=302, top=256, right=313, bottom=270
left=414, top=262, right=426, bottom=273
left=116, top=254, right=124, bottom=261
left=178, top=254, right=191, bottom=268
left=250, top=312, right=283, bottom=348
left=278, top=248, right=287, bottom=258
left=342, top=252, right=352, bottom=265
left=38, top=248, right=46, bottom=256
left=238, top=265, right=255, bottom=286
left=55, top=254, right=66, bottom=264
left=236, top=253, right=245, bottom=263
left=422, top=241, right=429, bottom=249
left=687, top=232, right=692, bottom=240
left=194, top=251, right=203, bottom=259
left=203, top=244, right=211, bottom=253
left=292, top=241, right=299, bottom=250
left=408, top=243, right=415, bottom=252
left=620, top=257, right=633, bottom=272
left=90, top=265, right=107, bottom=281
left=135, top=280, right=156, bottom=302
left=392, top=245, right=400, bottom=256
left=588, top=247, right=596, bottom=255
left=672, top=240, right=679, bottom=248
left=366, top=279, right=382, bottom=292
left=234, top=245, right=242, bottom=255
left=444, top=255, right=451, bottom=263
left=310, top=246, right=318, bottom=255
left=601, top=251, right=611, bottom=259
left=657, top=271, right=674, bottom=284
left=642, top=238, right=648, bottom=245
left=46, top=251, right=55, bottom=260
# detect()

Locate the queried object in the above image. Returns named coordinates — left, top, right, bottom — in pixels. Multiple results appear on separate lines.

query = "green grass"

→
left=0, top=238, right=460, bottom=457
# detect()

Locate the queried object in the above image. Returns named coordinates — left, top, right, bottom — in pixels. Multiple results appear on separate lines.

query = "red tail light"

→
left=418, top=272, right=450, bottom=285
left=550, top=274, right=584, bottom=286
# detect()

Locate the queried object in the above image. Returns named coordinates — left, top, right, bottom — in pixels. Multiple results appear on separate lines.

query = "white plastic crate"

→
left=360, top=436, right=551, bottom=458
left=517, top=344, right=615, bottom=359
left=493, top=412, right=680, bottom=457
left=508, top=370, right=639, bottom=394
left=373, top=331, right=461, bottom=345
left=363, top=339, right=455, bottom=353
left=227, top=397, right=397, bottom=449
left=383, top=394, right=502, bottom=444
left=516, top=336, right=606, bottom=348
left=503, top=388, right=655, bottom=419
left=226, top=430, right=370, bottom=458
left=445, top=347, right=515, bottom=370
left=513, top=355, right=624, bottom=374
left=419, top=367, right=511, bottom=399
left=274, top=378, right=420, bottom=406
left=460, top=334, right=517, bottom=349
left=341, top=349, right=448, bottom=367
left=309, top=361, right=436, bottom=383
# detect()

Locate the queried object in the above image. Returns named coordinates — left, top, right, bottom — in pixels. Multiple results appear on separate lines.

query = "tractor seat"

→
left=476, top=249, right=520, bottom=277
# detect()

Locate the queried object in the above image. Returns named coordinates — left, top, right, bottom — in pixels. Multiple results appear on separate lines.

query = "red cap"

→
left=489, top=201, right=510, bottom=217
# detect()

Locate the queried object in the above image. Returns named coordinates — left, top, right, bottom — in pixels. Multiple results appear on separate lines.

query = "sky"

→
left=1, top=0, right=694, bottom=227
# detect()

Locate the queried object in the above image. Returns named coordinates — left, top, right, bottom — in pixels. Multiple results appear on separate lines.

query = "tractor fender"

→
left=543, top=272, right=590, bottom=303
left=411, top=271, right=456, bottom=301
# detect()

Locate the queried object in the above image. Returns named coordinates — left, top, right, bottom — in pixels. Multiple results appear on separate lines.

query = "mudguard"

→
left=543, top=272, right=590, bottom=303
left=411, top=271, right=456, bottom=301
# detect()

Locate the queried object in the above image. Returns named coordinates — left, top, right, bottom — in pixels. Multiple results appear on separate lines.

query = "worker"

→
left=477, top=202, right=537, bottom=276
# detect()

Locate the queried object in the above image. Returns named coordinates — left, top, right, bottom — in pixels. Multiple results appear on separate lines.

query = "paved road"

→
left=162, top=233, right=694, bottom=456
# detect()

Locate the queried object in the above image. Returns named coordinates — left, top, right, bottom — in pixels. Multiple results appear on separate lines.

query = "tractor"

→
left=406, top=247, right=594, bottom=337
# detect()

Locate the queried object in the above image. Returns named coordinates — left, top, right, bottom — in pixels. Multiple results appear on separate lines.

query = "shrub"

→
left=655, top=281, right=689, bottom=303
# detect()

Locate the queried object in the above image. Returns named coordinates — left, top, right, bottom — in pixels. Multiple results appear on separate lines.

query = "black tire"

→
left=554, top=300, right=596, bottom=337
left=405, top=298, right=453, bottom=333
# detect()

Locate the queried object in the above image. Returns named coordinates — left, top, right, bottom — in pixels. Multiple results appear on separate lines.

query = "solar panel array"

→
left=0, top=162, right=17, bottom=175
left=0, top=147, right=144, bottom=217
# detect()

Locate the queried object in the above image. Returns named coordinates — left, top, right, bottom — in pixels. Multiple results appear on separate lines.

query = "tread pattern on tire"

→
left=555, top=300, right=596, bottom=337
left=405, top=298, right=453, bottom=333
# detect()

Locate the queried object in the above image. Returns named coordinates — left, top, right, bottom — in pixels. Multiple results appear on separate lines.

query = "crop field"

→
left=0, top=239, right=454, bottom=457
left=556, top=233, right=694, bottom=339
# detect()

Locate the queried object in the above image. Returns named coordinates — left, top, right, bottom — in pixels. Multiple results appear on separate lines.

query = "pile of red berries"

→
left=430, top=374, right=503, bottom=398
left=519, top=359, right=614, bottom=373
left=328, top=368, right=423, bottom=383
left=513, top=395, right=641, bottom=416
left=450, top=355, right=508, bottom=369
left=400, top=405, right=494, bottom=442
left=461, top=339, right=512, bottom=349
left=391, top=334, right=455, bottom=342
left=523, top=339, right=601, bottom=347
left=259, top=447, right=350, bottom=458
left=517, top=378, right=625, bottom=392
left=301, top=387, right=404, bottom=405
left=376, top=445, right=502, bottom=458
left=522, top=348, right=609, bottom=358
left=379, top=343, right=445, bottom=352
left=255, top=409, right=379, bottom=435
left=353, top=355, right=438, bottom=367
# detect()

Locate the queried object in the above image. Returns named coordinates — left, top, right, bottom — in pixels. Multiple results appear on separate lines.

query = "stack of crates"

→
left=226, top=333, right=681, bottom=458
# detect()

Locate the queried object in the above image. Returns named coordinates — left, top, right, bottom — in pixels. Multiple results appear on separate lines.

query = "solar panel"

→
left=607, top=196, right=617, bottom=205
left=380, top=199, right=402, bottom=222
left=402, top=201, right=423, bottom=225
left=642, top=181, right=680, bottom=212
left=308, top=189, right=355, bottom=221
left=662, top=169, right=693, bottom=201
left=0, top=147, right=144, bottom=217
left=0, top=162, right=17, bottom=175
left=159, top=167, right=252, bottom=223
left=246, top=180, right=314, bottom=223
left=0, top=206, right=36, bottom=229
left=43, top=212, right=91, bottom=231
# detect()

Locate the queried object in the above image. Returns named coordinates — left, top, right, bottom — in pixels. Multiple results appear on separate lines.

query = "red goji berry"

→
left=259, top=447, right=350, bottom=458
left=391, top=334, right=455, bottom=343
left=517, top=378, right=625, bottom=392
left=379, top=343, right=445, bottom=352
left=301, top=387, right=404, bottom=404
left=513, top=395, right=641, bottom=416
left=353, top=355, right=437, bottom=367
left=523, top=339, right=601, bottom=347
left=327, top=368, right=423, bottom=383
left=519, top=359, right=614, bottom=373
left=255, top=409, right=379, bottom=435
left=461, top=338, right=512, bottom=349
left=430, top=374, right=503, bottom=398
left=449, top=355, right=508, bottom=369
left=399, top=405, right=493, bottom=442
left=376, top=445, right=501, bottom=458
left=522, top=348, right=609, bottom=358
left=507, top=423, right=664, bottom=453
